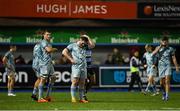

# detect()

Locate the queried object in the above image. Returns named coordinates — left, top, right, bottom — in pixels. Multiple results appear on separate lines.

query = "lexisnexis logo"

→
left=143, top=4, right=180, bottom=17
left=144, top=5, right=153, bottom=15
left=153, top=5, right=180, bottom=12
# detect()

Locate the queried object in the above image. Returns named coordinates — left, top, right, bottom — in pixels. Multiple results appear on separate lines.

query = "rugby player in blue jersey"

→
left=31, top=42, right=42, bottom=101
left=37, top=31, right=58, bottom=103
left=62, top=34, right=95, bottom=103
left=3, top=45, right=17, bottom=96
left=153, top=37, right=179, bottom=101
left=143, top=44, right=159, bottom=96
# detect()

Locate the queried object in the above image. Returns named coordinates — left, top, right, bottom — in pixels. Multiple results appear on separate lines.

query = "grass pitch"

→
left=0, top=91, right=180, bottom=110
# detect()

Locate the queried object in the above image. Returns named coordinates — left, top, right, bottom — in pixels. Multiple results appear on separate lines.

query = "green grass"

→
left=0, top=92, right=180, bottom=110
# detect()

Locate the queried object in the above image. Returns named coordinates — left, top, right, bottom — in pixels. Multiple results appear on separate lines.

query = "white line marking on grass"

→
left=161, top=107, right=180, bottom=110
left=0, top=108, right=180, bottom=111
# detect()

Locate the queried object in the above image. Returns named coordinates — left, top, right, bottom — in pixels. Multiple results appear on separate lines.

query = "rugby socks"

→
left=161, top=84, right=165, bottom=94
left=38, top=83, right=44, bottom=99
left=71, top=84, right=76, bottom=99
left=166, top=92, right=168, bottom=97
left=145, top=83, right=150, bottom=92
left=32, top=87, right=38, bottom=95
left=79, top=84, right=85, bottom=100
left=152, top=84, right=157, bottom=92
left=8, top=89, right=13, bottom=94
left=151, top=84, right=156, bottom=93
left=46, top=83, right=54, bottom=97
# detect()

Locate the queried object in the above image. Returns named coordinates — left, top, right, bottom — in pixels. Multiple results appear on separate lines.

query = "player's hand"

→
left=176, top=67, right=180, bottom=73
left=70, top=59, right=76, bottom=64
left=152, top=65, right=156, bottom=68
left=52, top=60, right=56, bottom=65
left=53, top=48, right=58, bottom=52
left=144, top=64, right=147, bottom=68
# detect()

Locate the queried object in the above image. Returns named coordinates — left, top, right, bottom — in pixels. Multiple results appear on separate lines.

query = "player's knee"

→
left=72, top=80, right=78, bottom=86
left=165, top=79, right=170, bottom=84
left=50, top=76, right=57, bottom=83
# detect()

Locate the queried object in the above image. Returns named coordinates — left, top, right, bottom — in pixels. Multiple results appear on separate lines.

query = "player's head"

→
left=43, top=30, right=52, bottom=41
left=134, top=51, right=139, bottom=57
left=10, top=45, right=17, bottom=51
left=161, top=37, right=169, bottom=47
left=79, top=35, right=89, bottom=48
left=145, top=44, right=152, bottom=52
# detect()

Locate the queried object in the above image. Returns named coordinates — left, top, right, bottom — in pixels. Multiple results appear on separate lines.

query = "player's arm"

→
left=45, top=46, right=58, bottom=53
left=2, top=56, right=11, bottom=69
left=172, top=55, right=179, bottom=72
left=83, top=35, right=95, bottom=49
left=142, top=54, right=147, bottom=68
left=62, top=48, right=75, bottom=64
left=152, top=45, right=162, bottom=56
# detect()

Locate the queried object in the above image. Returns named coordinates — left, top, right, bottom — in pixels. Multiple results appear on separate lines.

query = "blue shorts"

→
left=158, top=65, right=171, bottom=78
left=39, top=64, right=54, bottom=78
left=71, top=66, right=87, bottom=79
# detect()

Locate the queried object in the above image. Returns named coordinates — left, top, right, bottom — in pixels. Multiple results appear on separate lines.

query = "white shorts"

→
left=146, top=66, right=156, bottom=77
left=71, top=66, right=87, bottom=80
left=158, top=65, right=171, bottom=78
left=39, top=64, right=54, bottom=78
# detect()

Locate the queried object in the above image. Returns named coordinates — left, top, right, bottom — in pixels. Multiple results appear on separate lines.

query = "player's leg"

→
left=31, top=77, right=40, bottom=101
left=160, top=78, right=166, bottom=100
left=31, top=69, right=41, bottom=101
left=165, top=75, right=170, bottom=100
left=38, top=66, right=48, bottom=102
left=145, top=75, right=151, bottom=93
left=149, top=75, right=157, bottom=96
left=152, top=78, right=158, bottom=93
left=7, top=75, right=10, bottom=95
left=45, top=64, right=56, bottom=102
left=79, top=78, right=88, bottom=103
left=151, top=74, right=159, bottom=96
left=71, top=78, right=79, bottom=102
left=38, top=77, right=47, bottom=102
left=46, top=75, right=56, bottom=102
left=159, top=65, right=167, bottom=100
left=85, top=68, right=95, bottom=93
left=79, top=69, right=88, bottom=103
left=8, top=72, right=16, bottom=96
left=83, top=74, right=95, bottom=101
left=71, top=67, right=81, bottom=102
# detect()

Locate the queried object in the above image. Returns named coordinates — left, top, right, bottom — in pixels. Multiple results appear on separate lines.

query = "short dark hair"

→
left=162, top=36, right=169, bottom=41
left=80, top=37, right=88, bottom=42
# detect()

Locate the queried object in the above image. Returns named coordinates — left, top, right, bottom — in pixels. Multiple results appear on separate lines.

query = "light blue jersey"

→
left=32, top=43, right=42, bottom=77
left=39, top=39, right=54, bottom=77
left=67, top=43, right=87, bottom=78
left=39, top=39, right=52, bottom=66
left=4, top=51, right=15, bottom=73
left=143, top=52, right=156, bottom=76
left=158, top=46, right=175, bottom=78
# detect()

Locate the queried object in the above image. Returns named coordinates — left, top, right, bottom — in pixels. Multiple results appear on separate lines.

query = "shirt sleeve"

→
left=4, top=52, right=10, bottom=59
left=170, top=47, right=175, bottom=56
left=142, top=53, right=146, bottom=64
left=66, top=44, right=73, bottom=52
left=41, top=40, right=48, bottom=49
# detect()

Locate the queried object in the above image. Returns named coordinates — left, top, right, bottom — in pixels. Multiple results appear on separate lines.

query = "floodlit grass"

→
left=0, top=91, right=180, bottom=110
